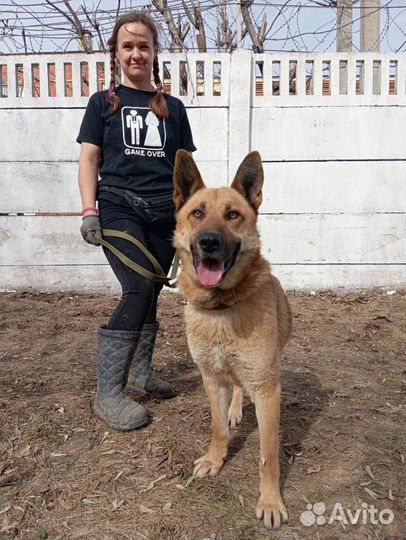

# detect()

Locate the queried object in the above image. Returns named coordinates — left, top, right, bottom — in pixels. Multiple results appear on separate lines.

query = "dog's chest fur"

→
left=185, top=299, right=276, bottom=386
left=186, top=308, right=241, bottom=378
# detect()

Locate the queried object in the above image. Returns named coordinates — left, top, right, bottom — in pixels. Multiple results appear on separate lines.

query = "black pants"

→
left=98, top=193, right=176, bottom=331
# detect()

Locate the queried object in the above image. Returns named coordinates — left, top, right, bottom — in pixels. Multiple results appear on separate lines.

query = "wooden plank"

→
left=1, top=213, right=404, bottom=266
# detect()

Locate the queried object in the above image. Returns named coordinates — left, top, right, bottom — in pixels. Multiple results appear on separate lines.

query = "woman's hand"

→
left=80, top=215, right=102, bottom=245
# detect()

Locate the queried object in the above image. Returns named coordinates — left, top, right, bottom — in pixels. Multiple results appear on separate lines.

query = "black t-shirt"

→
left=77, top=85, right=196, bottom=197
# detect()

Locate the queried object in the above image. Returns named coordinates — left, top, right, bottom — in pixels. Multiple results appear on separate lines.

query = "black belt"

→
left=98, top=185, right=173, bottom=208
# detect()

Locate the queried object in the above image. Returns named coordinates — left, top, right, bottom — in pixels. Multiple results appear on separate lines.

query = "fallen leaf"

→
left=373, top=315, right=393, bottom=322
left=238, top=495, right=245, bottom=508
left=143, top=474, right=167, bottom=492
left=185, top=476, right=194, bottom=487
left=113, top=471, right=123, bottom=482
left=14, top=446, right=30, bottom=458
left=162, top=502, right=172, bottom=513
left=0, top=521, right=18, bottom=533
left=101, top=449, right=116, bottom=456
left=0, top=505, right=11, bottom=515
left=59, top=498, right=74, bottom=511
left=82, top=498, right=97, bottom=505
left=139, top=505, right=154, bottom=514
left=365, top=465, right=374, bottom=479
left=112, top=499, right=124, bottom=511
left=101, top=431, right=110, bottom=442
left=50, top=452, right=66, bottom=457
left=364, top=487, right=379, bottom=499
left=307, top=465, right=322, bottom=474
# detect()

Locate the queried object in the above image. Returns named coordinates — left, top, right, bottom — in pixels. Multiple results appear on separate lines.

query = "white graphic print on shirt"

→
left=121, top=106, right=166, bottom=157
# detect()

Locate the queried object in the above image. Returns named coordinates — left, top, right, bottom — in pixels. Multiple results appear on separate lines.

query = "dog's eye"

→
left=227, top=210, right=240, bottom=220
left=192, top=209, right=203, bottom=219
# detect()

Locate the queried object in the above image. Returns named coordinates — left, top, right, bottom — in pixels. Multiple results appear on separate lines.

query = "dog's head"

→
left=173, top=150, right=264, bottom=289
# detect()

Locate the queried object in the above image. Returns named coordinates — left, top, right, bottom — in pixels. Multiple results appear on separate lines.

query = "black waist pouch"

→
left=99, top=186, right=175, bottom=224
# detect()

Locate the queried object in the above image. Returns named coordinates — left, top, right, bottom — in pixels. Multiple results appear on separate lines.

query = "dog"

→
left=173, top=150, right=292, bottom=530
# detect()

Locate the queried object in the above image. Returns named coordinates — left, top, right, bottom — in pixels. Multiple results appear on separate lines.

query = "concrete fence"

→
left=0, top=51, right=405, bottom=293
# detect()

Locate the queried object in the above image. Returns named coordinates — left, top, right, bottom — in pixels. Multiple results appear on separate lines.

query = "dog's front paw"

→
left=193, top=454, right=224, bottom=478
left=228, top=406, right=243, bottom=428
left=256, top=497, right=288, bottom=530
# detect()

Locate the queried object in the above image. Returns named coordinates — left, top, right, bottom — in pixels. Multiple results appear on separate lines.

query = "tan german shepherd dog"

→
left=173, top=150, right=292, bottom=530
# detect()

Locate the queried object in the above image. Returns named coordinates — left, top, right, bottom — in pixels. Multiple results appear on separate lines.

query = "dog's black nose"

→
left=199, top=232, right=223, bottom=254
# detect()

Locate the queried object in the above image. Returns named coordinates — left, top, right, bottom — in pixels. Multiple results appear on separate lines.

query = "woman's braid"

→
left=107, top=48, right=121, bottom=113
left=149, top=56, right=169, bottom=119
left=153, top=57, right=163, bottom=93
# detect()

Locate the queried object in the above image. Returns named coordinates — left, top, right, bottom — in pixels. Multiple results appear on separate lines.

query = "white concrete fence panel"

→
left=0, top=51, right=405, bottom=292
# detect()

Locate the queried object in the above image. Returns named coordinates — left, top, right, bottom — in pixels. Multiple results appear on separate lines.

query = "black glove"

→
left=80, top=215, right=102, bottom=246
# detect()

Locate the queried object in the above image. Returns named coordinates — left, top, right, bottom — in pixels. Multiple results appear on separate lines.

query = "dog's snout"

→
left=198, top=232, right=223, bottom=254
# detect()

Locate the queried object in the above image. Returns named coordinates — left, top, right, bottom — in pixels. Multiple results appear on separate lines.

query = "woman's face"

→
left=115, top=22, right=155, bottom=90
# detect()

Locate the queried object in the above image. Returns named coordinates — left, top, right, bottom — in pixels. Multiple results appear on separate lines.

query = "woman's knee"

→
left=122, top=282, right=155, bottom=307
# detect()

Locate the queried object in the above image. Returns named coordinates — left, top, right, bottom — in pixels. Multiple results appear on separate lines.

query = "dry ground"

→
left=0, top=289, right=404, bottom=540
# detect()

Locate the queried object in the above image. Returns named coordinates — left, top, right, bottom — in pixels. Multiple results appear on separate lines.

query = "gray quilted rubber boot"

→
left=126, top=322, right=176, bottom=399
left=94, top=326, right=150, bottom=431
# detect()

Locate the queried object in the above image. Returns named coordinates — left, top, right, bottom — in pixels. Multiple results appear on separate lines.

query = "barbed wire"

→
left=0, top=0, right=404, bottom=54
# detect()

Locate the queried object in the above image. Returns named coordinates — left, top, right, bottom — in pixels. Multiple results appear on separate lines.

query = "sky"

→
left=0, top=0, right=404, bottom=54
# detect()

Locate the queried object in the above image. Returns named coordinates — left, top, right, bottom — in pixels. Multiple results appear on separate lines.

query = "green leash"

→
left=95, top=229, right=179, bottom=288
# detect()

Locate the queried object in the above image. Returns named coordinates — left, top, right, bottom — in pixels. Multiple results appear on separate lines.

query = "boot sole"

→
left=125, top=383, right=177, bottom=400
left=93, top=404, right=151, bottom=432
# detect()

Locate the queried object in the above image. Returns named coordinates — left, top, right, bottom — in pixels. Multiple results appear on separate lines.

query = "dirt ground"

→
left=0, top=288, right=404, bottom=540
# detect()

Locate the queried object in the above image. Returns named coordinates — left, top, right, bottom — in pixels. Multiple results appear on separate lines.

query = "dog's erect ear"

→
left=230, top=151, right=264, bottom=212
left=173, top=150, right=205, bottom=211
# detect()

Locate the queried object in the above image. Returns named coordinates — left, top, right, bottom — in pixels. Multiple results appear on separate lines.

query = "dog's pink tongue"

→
left=197, top=261, right=225, bottom=287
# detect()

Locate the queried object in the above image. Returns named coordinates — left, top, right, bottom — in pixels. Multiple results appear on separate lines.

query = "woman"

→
left=77, top=11, right=196, bottom=432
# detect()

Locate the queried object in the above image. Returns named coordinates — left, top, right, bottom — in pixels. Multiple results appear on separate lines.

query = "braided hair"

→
left=106, top=11, right=169, bottom=119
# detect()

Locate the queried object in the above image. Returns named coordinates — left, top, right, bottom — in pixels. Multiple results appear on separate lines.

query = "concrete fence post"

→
left=228, top=49, right=253, bottom=182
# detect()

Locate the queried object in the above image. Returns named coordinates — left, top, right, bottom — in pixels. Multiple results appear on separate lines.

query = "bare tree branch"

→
left=151, top=0, right=185, bottom=52
left=241, top=0, right=267, bottom=52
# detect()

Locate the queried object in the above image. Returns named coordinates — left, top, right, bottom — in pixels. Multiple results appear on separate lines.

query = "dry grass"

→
left=0, top=289, right=404, bottom=540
